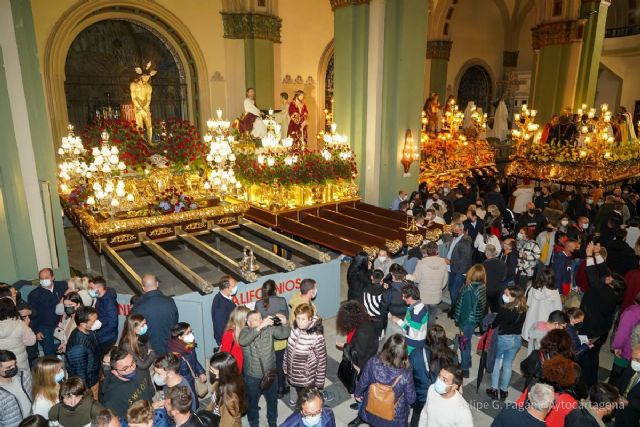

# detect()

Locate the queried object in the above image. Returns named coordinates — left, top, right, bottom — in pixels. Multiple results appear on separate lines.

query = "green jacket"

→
left=454, top=282, right=487, bottom=327
left=239, top=324, right=290, bottom=379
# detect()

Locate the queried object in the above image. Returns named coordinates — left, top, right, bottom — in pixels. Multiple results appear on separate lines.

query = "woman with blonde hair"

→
left=487, top=286, right=527, bottom=401
left=119, top=314, right=156, bottom=371
left=31, top=356, right=65, bottom=419
left=220, top=306, right=250, bottom=373
left=283, top=303, right=327, bottom=405
left=66, top=276, right=93, bottom=307
left=453, top=264, right=487, bottom=378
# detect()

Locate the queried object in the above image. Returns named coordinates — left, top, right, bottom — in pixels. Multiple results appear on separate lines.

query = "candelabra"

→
left=203, top=110, right=241, bottom=198
left=57, top=124, right=90, bottom=194
left=511, top=104, right=540, bottom=158
left=320, top=123, right=353, bottom=162
left=577, top=104, right=615, bottom=165
left=257, top=112, right=295, bottom=168
left=442, top=99, right=464, bottom=138
left=85, top=130, right=134, bottom=216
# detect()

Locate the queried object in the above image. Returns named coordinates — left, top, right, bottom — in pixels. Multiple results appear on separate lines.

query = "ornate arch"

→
left=453, top=58, right=497, bottom=108
left=430, top=0, right=511, bottom=40
left=317, top=39, right=334, bottom=133
left=43, top=0, right=211, bottom=142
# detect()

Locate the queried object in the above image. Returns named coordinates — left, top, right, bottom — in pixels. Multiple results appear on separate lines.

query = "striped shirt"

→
left=398, top=302, right=429, bottom=354
left=363, top=285, right=385, bottom=321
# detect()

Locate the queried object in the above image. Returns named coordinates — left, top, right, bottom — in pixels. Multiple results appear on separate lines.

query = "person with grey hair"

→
left=130, top=273, right=179, bottom=354
left=490, top=382, right=554, bottom=426
left=445, top=223, right=473, bottom=307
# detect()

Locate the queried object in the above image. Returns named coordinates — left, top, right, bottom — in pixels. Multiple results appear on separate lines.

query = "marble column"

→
left=529, top=20, right=585, bottom=123
left=574, top=0, right=611, bottom=108
left=221, top=11, right=282, bottom=108
left=426, top=40, right=452, bottom=101
left=0, top=0, right=70, bottom=281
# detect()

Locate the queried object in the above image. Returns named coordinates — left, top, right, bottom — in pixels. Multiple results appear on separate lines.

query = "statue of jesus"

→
left=130, top=62, right=157, bottom=144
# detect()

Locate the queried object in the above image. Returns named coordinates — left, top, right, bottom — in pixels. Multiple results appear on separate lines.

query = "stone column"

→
left=221, top=11, right=282, bottom=109
left=426, top=40, right=452, bottom=101
left=574, top=0, right=611, bottom=108
left=332, top=0, right=370, bottom=192
left=0, top=0, right=70, bottom=280
left=529, top=19, right=586, bottom=123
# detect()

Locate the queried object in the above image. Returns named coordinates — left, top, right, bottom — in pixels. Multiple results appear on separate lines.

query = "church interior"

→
left=3, top=0, right=640, bottom=426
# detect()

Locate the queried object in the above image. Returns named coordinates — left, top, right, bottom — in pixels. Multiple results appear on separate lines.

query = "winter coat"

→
left=606, top=239, right=638, bottom=277
left=131, top=289, right=179, bottom=355
left=283, top=317, right=327, bottom=388
left=28, top=281, right=67, bottom=333
left=412, top=256, right=448, bottom=305
left=351, top=321, right=379, bottom=370
left=220, top=329, right=244, bottom=372
left=380, top=282, right=409, bottom=318
left=0, top=318, right=36, bottom=371
left=65, top=328, right=101, bottom=388
left=347, top=268, right=371, bottom=302
left=516, top=239, right=541, bottom=277
left=612, top=304, right=640, bottom=360
left=279, top=407, right=336, bottom=427
left=48, top=394, right=103, bottom=427
left=255, top=295, right=289, bottom=352
left=447, top=235, right=473, bottom=275
left=522, top=287, right=562, bottom=342
left=512, top=186, right=534, bottom=214
left=454, top=282, right=487, bottom=327
left=95, top=287, right=118, bottom=344
left=581, top=258, right=620, bottom=338
left=169, top=338, right=205, bottom=406
left=0, top=369, right=32, bottom=427
left=623, top=269, right=640, bottom=311
left=239, top=323, right=290, bottom=379
left=355, top=356, right=416, bottom=427
left=211, top=292, right=236, bottom=346
left=552, top=251, right=573, bottom=292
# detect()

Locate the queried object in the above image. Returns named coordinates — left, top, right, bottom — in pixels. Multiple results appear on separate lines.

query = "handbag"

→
left=337, top=344, right=358, bottom=393
left=182, top=356, right=209, bottom=398
left=258, top=357, right=276, bottom=390
left=365, top=375, right=402, bottom=421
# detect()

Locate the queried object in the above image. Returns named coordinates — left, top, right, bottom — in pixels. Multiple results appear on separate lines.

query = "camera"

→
left=271, top=315, right=282, bottom=326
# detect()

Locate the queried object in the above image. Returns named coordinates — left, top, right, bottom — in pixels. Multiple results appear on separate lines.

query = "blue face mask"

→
left=137, top=324, right=148, bottom=336
left=434, top=378, right=450, bottom=395
left=88, top=290, right=98, bottom=298
left=121, top=369, right=137, bottom=381
left=54, top=371, right=65, bottom=384
left=302, top=414, right=322, bottom=427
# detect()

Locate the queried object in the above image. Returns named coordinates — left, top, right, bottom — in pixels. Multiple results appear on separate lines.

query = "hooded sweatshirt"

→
left=526, top=321, right=552, bottom=356
left=522, top=287, right=562, bottom=342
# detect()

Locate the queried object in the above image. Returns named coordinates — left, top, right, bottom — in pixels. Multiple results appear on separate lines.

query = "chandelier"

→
left=320, top=123, right=352, bottom=162
left=85, top=130, right=135, bottom=215
left=57, top=124, right=90, bottom=194
left=203, top=110, right=240, bottom=197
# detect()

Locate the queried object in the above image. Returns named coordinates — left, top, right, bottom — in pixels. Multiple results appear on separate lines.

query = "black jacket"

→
left=347, top=268, right=371, bottom=302
left=606, top=239, right=638, bottom=277
left=463, top=218, right=485, bottom=241
left=580, top=259, right=620, bottom=338
left=65, top=329, right=101, bottom=388
left=614, top=366, right=640, bottom=427
left=483, top=258, right=507, bottom=295
left=351, top=321, right=379, bottom=370
left=380, top=282, right=408, bottom=318
left=28, top=281, right=67, bottom=332
left=99, top=369, right=154, bottom=418
left=453, top=196, right=472, bottom=214
left=485, top=191, right=507, bottom=215
left=210, top=293, right=236, bottom=346
left=565, top=407, right=600, bottom=427
left=131, top=289, right=179, bottom=355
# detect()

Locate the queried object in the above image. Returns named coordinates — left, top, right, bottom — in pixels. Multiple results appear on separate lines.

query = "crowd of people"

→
left=4, top=175, right=640, bottom=426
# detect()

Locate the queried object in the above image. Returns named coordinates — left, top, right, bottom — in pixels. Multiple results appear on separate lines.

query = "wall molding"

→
left=426, top=40, right=453, bottom=60
left=220, top=12, right=282, bottom=43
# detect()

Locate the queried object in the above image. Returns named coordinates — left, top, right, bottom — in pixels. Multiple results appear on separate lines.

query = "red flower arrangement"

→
left=154, top=119, right=206, bottom=170
left=81, top=119, right=151, bottom=171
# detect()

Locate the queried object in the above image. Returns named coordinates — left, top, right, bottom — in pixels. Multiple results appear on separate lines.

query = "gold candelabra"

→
left=511, top=104, right=540, bottom=158
left=576, top=104, right=615, bottom=166
left=204, top=110, right=241, bottom=198
left=57, top=124, right=89, bottom=194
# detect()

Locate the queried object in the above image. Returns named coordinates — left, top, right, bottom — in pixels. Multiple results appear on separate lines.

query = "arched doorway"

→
left=65, top=20, right=188, bottom=130
left=457, top=65, right=492, bottom=114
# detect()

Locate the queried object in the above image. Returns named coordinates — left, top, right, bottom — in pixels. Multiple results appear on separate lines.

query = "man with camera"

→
left=239, top=310, right=290, bottom=427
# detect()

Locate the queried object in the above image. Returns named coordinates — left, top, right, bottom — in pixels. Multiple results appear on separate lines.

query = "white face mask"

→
left=40, top=279, right=52, bottom=287
left=582, top=223, right=589, bottom=229
left=632, top=360, right=640, bottom=372
left=230, top=286, right=238, bottom=296
left=502, top=294, right=514, bottom=304
left=302, top=414, right=322, bottom=427
left=377, top=256, right=387, bottom=262
left=561, top=220, right=569, bottom=226
left=182, top=333, right=195, bottom=344
left=91, top=320, right=102, bottom=331
left=153, top=373, right=167, bottom=386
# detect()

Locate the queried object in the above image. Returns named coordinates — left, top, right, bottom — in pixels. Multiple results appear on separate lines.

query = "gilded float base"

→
left=505, top=159, right=640, bottom=186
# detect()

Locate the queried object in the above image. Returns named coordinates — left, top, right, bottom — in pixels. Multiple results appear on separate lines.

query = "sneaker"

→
left=289, top=389, right=296, bottom=405
left=348, top=416, right=364, bottom=427
left=499, top=389, right=508, bottom=401
left=486, top=388, right=499, bottom=400
left=349, top=402, right=359, bottom=410
left=322, top=390, right=335, bottom=402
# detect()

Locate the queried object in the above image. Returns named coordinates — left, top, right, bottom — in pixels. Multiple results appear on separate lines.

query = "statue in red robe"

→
left=287, top=90, right=308, bottom=148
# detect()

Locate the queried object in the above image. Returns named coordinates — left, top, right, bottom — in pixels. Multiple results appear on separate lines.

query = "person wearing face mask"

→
left=0, top=298, right=36, bottom=373
left=206, top=351, right=246, bottom=426
left=390, top=190, right=408, bottom=211
left=280, top=387, right=336, bottom=427
left=611, top=293, right=640, bottom=382
left=492, top=382, right=555, bottom=427
left=119, top=314, right=156, bottom=373
left=564, top=308, right=592, bottom=359
left=565, top=382, right=622, bottom=427
left=515, top=227, right=541, bottom=289
left=48, top=377, right=104, bottom=427
left=99, top=347, right=154, bottom=418
left=613, top=344, right=640, bottom=426
left=417, top=365, right=473, bottom=427
left=31, top=356, right=65, bottom=419
left=211, top=275, right=238, bottom=351
left=152, top=353, right=196, bottom=412
left=373, top=249, right=393, bottom=276
left=65, top=307, right=102, bottom=396
left=0, top=350, right=32, bottom=427
left=284, top=304, right=328, bottom=405
left=54, top=292, right=84, bottom=354
left=88, top=277, right=118, bottom=359
left=168, top=322, right=207, bottom=408
left=552, top=239, right=580, bottom=295
left=131, top=274, right=179, bottom=355
left=28, top=268, right=68, bottom=357
left=558, top=216, right=570, bottom=233
left=289, top=279, right=318, bottom=325
left=566, top=216, right=591, bottom=244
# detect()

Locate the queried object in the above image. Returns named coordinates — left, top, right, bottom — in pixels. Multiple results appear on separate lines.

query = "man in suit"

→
left=28, top=268, right=67, bottom=356
left=614, top=344, right=640, bottom=426
left=463, top=209, right=484, bottom=241
left=445, top=222, right=473, bottom=307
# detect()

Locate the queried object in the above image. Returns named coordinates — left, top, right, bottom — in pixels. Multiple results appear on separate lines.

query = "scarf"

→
left=168, top=337, right=194, bottom=355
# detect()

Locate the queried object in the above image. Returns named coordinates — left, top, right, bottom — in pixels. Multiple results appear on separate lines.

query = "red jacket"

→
left=517, top=386, right=578, bottom=427
left=220, top=329, right=243, bottom=372
left=623, top=269, right=640, bottom=311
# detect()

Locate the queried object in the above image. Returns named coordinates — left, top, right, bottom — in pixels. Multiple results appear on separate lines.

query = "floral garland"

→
left=526, top=142, right=640, bottom=164
left=153, top=187, right=197, bottom=214
left=233, top=149, right=357, bottom=187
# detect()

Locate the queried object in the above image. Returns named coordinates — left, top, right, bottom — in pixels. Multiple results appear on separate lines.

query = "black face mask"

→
left=528, top=209, right=535, bottom=215
left=138, top=332, right=150, bottom=344
left=209, top=372, right=218, bottom=384
left=64, top=306, right=76, bottom=316
left=1, top=366, right=17, bottom=378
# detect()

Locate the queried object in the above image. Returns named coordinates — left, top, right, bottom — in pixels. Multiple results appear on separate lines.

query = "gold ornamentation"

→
left=220, top=12, right=282, bottom=43
left=405, top=233, right=423, bottom=249
left=385, top=240, right=403, bottom=254
left=362, top=246, right=379, bottom=261
left=184, top=221, right=207, bottom=231
left=216, top=216, right=237, bottom=225
left=149, top=227, right=173, bottom=237
left=330, top=0, right=371, bottom=11
left=109, top=234, right=137, bottom=244
left=532, top=20, right=585, bottom=50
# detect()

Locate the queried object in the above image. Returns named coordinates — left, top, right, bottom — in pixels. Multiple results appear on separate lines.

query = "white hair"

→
left=528, top=383, right=555, bottom=411
left=485, top=244, right=498, bottom=259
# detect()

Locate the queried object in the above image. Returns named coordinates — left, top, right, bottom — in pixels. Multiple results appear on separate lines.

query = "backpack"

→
left=366, top=375, right=402, bottom=421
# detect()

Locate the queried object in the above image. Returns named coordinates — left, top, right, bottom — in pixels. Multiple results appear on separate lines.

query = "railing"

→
left=605, top=24, right=640, bottom=38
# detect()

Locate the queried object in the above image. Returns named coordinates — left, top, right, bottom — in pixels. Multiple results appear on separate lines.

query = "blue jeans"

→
left=244, top=374, right=277, bottom=427
left=448, top=272, right=465, bottom=306
left=460, top=324, right=475, bottom=371
left=490, top=334, right=522, bottom=391
left=39, top=326, right=57, bottom=356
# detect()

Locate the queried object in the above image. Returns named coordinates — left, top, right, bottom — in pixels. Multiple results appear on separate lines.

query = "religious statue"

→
left=287, top=90, right=309, bottom=148
left=130, top=62, right=157, bottom=144
left=239, top=88, right=267, bottom=138
left=423, top=92, right=441, bottom=133
left=273, top=92, right=290, bottom=139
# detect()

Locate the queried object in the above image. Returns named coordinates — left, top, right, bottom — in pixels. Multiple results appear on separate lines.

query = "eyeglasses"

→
left=115, top=361, right=136, bottom=373
left=301, top=409, right=323, bottom=417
